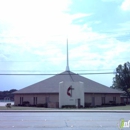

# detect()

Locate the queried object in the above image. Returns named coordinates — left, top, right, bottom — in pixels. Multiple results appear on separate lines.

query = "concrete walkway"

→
left=0, top=102, right=14, bottom=106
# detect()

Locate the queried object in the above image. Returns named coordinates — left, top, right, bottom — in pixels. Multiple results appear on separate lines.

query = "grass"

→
left=0, top=105, right=130, bottom=110
left=89, top=105, right=130, bottom=110
left=0, top=106, right=56, bottom=110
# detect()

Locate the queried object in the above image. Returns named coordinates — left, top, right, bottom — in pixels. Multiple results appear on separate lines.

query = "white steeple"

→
left=66, top=39, right=70, bottom=71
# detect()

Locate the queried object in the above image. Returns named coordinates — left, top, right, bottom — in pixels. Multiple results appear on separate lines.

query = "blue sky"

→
left=0, top=0, right=130, bottom=91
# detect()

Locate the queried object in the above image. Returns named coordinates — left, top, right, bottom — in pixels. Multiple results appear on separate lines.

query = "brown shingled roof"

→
left=14, top=71, right=123, bottom=94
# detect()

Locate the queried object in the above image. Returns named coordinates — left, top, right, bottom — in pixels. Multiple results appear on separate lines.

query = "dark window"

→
left=113, top=97, right=116, bottom=103
left=20, top=97, right=23, bottom=105
left=33, top=97, right=37, bottom=105
left=20, top=97, right=21, bottom=104
left=36, top=97, right=37, bottom=105
left=102, top=97, right=105, bottom=104
left=33, top=97, right=35, bottom=105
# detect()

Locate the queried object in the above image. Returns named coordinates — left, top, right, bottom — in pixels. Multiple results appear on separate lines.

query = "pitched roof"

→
left=14, top=71, right=123, bottom=94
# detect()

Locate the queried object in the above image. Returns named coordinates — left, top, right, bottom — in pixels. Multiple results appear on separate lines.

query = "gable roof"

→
left=14, top=71, right=123, bottom=94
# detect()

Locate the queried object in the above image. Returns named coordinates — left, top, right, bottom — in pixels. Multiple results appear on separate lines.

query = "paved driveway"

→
left=0, top=112, right=130, bottom=130
left=0, top=102, right=14, bottom=106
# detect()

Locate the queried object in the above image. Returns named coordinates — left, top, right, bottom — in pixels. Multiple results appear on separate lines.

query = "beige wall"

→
left=85, top=93, right=121, bottom=106
left=14, top=93, right=121, bottom=107
left=14, top=93, right=59, bottom=106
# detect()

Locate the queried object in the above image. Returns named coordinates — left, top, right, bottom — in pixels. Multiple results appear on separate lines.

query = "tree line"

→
left=0, top=89, right=17, bottom=101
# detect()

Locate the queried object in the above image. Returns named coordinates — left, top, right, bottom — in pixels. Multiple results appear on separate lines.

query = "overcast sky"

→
left=0, top=0, right=130, bottom=91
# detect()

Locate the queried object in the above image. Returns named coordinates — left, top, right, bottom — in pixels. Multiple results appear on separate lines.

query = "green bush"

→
left=22, top=101, right=30, bottom=106
left=84, top=103, right=91, bottom=108
left=62, top=105, right=76, bottom=108
left=36, top=103, right=47, bottom=107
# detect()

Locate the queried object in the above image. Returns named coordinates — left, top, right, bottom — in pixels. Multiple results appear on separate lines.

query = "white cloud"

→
left=71, top=13, right=92, bottom=19
left=121, top=0, right=130, bottom=11
left=0, top=0, right=71, bottom=39
left=0, top=0, right=94, bottom=72
left=0, top=0, right=92, bottom=47
left=67, top=33, right=130, bottom=73
left=0, top=0, right=130, bottom=88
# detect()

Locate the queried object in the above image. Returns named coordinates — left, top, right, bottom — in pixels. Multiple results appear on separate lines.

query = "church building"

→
left=13, top=42, right=123, bottom=108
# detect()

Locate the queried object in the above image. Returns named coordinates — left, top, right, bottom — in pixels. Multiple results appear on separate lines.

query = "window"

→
left=113, top=97, right=116, bottom=103
left=20, top=97, right=23, bottom=105
left=36, top=97, right=37, bottom=104
left=101, top=97, right=105, bottom=104
left=33, top=97, right=37, bottom=105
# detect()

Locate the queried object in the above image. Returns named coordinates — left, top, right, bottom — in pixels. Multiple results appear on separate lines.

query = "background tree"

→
left=0, top=89, right=17, bottom=100
left=111, top=62, right=130, bottom=98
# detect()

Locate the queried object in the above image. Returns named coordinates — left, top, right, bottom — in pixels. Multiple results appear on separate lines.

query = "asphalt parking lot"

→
left=0, top=112, right=130, bottom=130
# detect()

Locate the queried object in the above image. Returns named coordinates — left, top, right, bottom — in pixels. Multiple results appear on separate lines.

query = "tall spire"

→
left=66, top=39, right=70, bottom=71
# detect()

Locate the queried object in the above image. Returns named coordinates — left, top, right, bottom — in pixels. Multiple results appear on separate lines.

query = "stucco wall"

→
left=14, top=93, right=59, bottom=106
left=85, top=93, right=121, bottom=106
left=14, top=93, right=121, bottom=107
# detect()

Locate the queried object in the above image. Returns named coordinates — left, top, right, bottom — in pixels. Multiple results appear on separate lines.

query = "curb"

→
left=0, top=110, right=130, bottom=113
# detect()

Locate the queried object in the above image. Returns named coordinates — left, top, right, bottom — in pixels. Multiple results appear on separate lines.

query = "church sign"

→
left=59, top=81, right=84, bottom=108
left=67, top=85, right=74, bottom=97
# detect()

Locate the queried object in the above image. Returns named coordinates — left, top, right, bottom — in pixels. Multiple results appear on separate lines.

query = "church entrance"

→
left=78, top=98, right=81, bottom=108
left=59, top=81, right=84, bottom=108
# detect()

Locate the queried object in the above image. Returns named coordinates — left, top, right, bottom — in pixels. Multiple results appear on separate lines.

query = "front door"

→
left=78, top=99, right=80, bottom=108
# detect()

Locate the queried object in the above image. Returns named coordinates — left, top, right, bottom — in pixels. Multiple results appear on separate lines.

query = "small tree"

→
left=112, top=62, right=130, bottom=98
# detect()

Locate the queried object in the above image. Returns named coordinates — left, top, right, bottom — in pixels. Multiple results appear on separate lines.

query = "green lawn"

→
left=0, top=105, right=130, bottom=110
left=0, top=106, right=55, bottom=110
left=89, top=105, right=130, bottom=110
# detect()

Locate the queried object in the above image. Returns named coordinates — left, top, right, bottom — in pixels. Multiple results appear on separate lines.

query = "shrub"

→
left=109, top=101, right=116, bottom=106
left=102, top=103, right=110, bottom=107
left=61, top=105, right=76, bottom=108
left=44, top=103, right=47, bottom=108
left=120, top=103, right=126, bottom=106
left=36, top=104, right=44, bottom=107
left=22, top=101, right=30, bottom=106
left=79, top=105, right=83, bottom=108
left=84, top=103, right=91, bottom=108
left=95, top=105, right=101, bottom=107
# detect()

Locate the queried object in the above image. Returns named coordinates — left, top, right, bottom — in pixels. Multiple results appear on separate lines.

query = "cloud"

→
left=71, top=13, right=92, bottom=19
left=0, top=0, right=71, bottom=40
left=121, top=0, right=130, bottom=11
left=0, top=0, right=95, bottom=72
left=67, top=34, right=130, bottom=73
left=0, top=0, right=92, bottom=47
left=1, top=0, right=130, bottom=89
